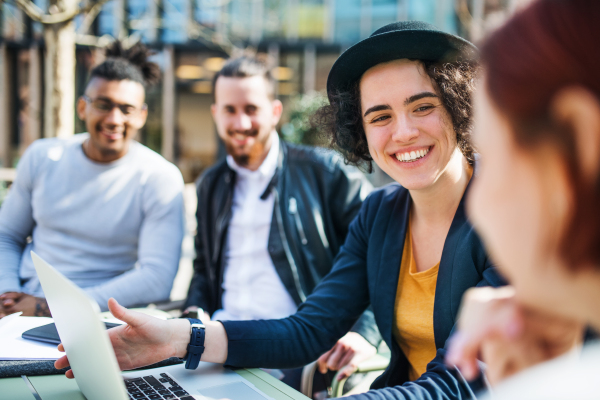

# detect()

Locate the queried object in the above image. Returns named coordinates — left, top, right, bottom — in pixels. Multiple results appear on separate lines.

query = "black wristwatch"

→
left=183, top=318, right=205, bottom=369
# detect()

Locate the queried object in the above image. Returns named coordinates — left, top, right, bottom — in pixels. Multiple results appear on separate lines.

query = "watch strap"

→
left=184, top=318, right=205, bottom=370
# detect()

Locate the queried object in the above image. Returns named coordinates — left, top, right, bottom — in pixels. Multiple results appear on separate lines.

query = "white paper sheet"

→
left=0, top=316, right=64, bottom=360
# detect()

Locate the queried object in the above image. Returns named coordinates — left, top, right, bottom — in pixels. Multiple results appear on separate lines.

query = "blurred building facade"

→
left=0, top=0, right=520, bottom=182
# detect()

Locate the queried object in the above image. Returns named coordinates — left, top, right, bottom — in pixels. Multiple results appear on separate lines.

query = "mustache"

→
left=227, top=129, right=258, bottom=137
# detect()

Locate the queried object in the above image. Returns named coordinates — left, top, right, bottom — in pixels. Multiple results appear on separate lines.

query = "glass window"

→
left=162, top=0, right=189, bottom=43
left=127, top=0, right=156, bottom=42
left=334, top=0, right=361, bottom=44
left=195, top=0, right=220, bottom=28
left=371, top=0, right=398, bottom=34
left=97, top=0, right=116, bottom=37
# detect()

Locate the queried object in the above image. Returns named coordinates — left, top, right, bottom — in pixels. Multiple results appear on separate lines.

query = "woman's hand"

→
left=54, top=298, right=190, bottom=378
left=317, top=332, right=377, bottom=381
left=447, top=287, right=583, bottom=386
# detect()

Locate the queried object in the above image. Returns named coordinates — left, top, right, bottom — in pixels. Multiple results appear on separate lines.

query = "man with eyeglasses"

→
left=0, top=42, right=185, bottom=318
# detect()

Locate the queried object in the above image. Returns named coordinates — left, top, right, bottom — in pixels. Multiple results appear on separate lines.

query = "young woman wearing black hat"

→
left=56, top=22, right=503, bottom=400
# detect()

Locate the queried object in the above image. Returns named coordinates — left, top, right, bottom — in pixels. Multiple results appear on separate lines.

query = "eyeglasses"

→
left=82, top=95, right=147, bottom=117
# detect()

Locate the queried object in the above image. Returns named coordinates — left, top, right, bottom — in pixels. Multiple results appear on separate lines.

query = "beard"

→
left=225, top=128, right=271, bottom=168
left=230, top=153, right=250, bottom=167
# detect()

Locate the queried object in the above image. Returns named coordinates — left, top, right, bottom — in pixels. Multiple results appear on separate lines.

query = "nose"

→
left=103, top=106, right=126, bottom=126
left=232, top=112, right=252, bottom=131
left=392, top=115, right=419, bottom=143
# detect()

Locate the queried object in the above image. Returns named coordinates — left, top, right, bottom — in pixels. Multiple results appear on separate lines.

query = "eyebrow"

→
left=404, top=91, right=439, bottom=106
left=95, top=96, right=136, bottom=108
left=363, top=104, right=391, bottom=118
left=362, top=91, right=440, bottom=118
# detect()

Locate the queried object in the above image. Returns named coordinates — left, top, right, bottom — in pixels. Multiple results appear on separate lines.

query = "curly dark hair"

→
left=314, top=60, right=479, bottom=172
left=90, top=41, right=161, bottom=88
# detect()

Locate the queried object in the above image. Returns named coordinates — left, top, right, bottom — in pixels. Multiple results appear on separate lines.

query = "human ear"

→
left=551, top=86, right=600, bottom=183
left=271, top=99, right=283, bottom=125
left=76, top=97, right=87, bottom=120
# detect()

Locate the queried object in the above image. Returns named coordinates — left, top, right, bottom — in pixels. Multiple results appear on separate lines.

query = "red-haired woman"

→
left=447, top=0, right=600, bottom=397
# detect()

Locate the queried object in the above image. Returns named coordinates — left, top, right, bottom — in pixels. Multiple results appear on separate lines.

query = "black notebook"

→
left=22, top=322, right=121, bottom=345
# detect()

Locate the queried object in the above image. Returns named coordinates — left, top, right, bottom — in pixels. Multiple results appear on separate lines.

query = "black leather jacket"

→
left=185, top=140, right=382, bottom=346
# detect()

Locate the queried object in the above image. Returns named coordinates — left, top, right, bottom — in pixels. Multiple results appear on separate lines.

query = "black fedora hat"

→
left=326, top=21, right=477, bottom=101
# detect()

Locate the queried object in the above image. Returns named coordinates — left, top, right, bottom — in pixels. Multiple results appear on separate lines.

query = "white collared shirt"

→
left=212, top=133, right=298, bottom=321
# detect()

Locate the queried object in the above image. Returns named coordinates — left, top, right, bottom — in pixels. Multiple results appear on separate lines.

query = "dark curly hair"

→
left=314, top=60, right=479, bottom=172
left=90, top=41, right=161, bottom=88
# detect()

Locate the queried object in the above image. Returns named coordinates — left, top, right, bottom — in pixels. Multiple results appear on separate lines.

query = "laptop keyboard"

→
left=124, top=373, right=195, bottom=400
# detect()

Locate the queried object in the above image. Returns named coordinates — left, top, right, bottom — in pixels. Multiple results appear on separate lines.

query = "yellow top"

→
left=392, top=222, right=440, bottom=381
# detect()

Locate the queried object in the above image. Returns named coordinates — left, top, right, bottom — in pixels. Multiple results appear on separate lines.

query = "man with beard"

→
left=182, top=56, right=380, bottom=389
left=0, top=42, right=184, bottom=317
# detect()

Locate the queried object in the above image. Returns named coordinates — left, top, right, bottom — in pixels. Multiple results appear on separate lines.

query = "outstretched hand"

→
left=54, top=298, right=190, bottom=378
left=317, top=332, right=377, bottom=381
left=446, top=287, right=583, bottom=386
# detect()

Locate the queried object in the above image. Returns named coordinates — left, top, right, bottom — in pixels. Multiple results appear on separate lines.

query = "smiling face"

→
left=76, top=77, right=147, bottom=163
left=360, top=59, right=464, bottom=190
left=211, top=75, right=283, bottom=171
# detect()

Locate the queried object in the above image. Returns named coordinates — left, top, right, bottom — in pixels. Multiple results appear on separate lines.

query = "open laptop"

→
left=30, top=251, right=274, bottom=400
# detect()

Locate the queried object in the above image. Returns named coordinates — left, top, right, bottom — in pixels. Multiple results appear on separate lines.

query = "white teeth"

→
left=395, top=147, right=430, bottom=163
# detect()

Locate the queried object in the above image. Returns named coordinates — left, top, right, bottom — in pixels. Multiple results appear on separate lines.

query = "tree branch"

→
left=77, top=0, right=110, bottom=33
left=12, top=0, right=45, bottom=22
left=5, top=0, right=112, bottom=25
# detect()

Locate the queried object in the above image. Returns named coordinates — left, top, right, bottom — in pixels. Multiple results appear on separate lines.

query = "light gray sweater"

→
left=0, top=134, right=185, bottom=310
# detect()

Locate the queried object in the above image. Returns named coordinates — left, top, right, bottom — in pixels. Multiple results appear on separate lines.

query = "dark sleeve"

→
left=221, top=194, right=375, bottom=369
left=329, top=161, right=382, bottom=347
left=183, top=180, right=211, bottom=312
left=341, top=348, right=478, bottom=400
left=341, top=262, right=507, bottom=400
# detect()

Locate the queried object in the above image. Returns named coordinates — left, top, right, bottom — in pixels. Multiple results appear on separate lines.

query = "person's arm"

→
left=56, top=192, right=377, bottom=376
left=182, top=177, right=211, bottom=312
left=221, top=191, right=377, bottom=370
left=318, top=160, right=381, bottom=378
left=0, top=144, right=38, bottom=304
left=83, top=167, right=185, bottom=309
left=55, top=297, right=229, bottom=378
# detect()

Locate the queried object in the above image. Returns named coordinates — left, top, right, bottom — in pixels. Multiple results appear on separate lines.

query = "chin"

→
left=389, top=171, right=437, bottom=190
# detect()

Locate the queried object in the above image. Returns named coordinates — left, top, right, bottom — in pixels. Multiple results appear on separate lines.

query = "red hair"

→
left=481, top=0, right=600, bottom=268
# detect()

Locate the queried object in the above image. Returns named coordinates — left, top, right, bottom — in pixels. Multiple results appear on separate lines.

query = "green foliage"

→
left=281, top=91, right=329, bottom=147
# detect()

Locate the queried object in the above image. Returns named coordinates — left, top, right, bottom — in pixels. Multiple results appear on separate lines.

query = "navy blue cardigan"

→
left=222, top=184, right=504, bottom=400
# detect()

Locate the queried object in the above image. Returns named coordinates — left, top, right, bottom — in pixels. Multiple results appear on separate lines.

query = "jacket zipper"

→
left=274, top=191, right=307, bottom=302
left=288, top=197, right=308, bottom=245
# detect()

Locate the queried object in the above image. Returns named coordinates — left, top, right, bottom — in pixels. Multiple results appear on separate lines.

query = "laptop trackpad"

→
left=198, top=381, right=271, bottom=400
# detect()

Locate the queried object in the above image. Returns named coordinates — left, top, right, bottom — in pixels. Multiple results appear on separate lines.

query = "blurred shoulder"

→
left=131, top=141, right=183, bottom=183
left=284, top=141, right=368, bottom=182
left=284, top=142, right=345, bottom=173
left=22, top=134, right=87, bottom=160
left=485, top=342, right=600, bottom=400
left=194, top=159, right=229, bottom=192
